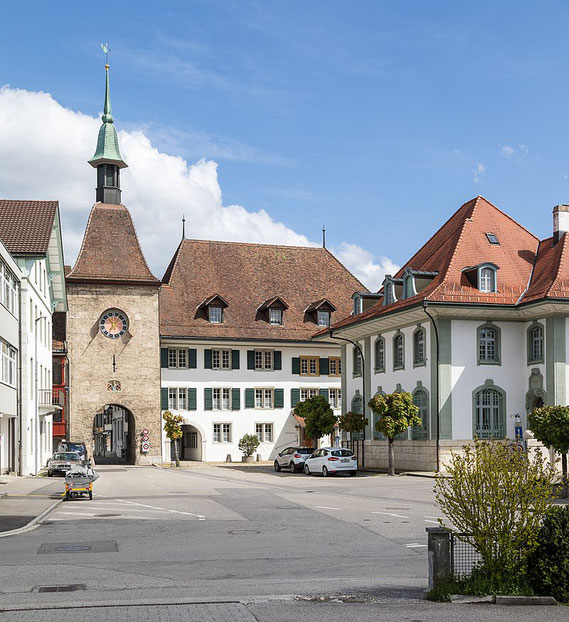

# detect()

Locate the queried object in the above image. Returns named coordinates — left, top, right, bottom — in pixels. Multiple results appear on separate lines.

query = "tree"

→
left=529, top=405, right=569, bottom=496
left=435, top=440, right=555, bottom=581
left=338, top=411, right=368, bottom=451
left=162, top=410, right=184, bottom=467
left=294, top=395, right=337, bottom=448
left=239, top=434, right=260, bottom=458
left=368, top=391, right=420, bottom=476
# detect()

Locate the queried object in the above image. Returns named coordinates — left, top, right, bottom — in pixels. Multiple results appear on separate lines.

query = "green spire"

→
left=88, top=64, right=128, bottom=169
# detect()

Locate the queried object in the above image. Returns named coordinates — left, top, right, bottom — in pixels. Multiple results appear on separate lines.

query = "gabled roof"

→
left=67, top=202, right=159, bottom=285
left=322, top=196, right=541, bottom=334
left=304, top=298, right=337, bottom=313
left=197, top=294, right=229, bottom=309
left=160, top=239, right=366, bottom=340
left=258, top=296, right=289, bottom=311
left=0, top=200, right=58, bottom=254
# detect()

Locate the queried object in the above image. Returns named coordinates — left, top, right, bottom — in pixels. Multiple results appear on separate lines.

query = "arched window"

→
left=393, top=332, right=404, bottom=370
left=413, top=326, right=426, bottom=366
left=351, top=393, right=364, bottom=440
left=412, top=388, right=429, bottom=440
left=374, top=336, right=385, bottom=373
left=353, top=346, right=362, bottom=377
left=527, top=323, right=544, bottom=364
left=473, top=385, right=506, bottom=438
left=477, top=323, right=500, bottom=364
left=478, top=265, right=497, bottom=292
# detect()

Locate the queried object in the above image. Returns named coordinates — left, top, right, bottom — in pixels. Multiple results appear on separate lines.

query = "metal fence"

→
left=450, top=532, right=483, bottom=579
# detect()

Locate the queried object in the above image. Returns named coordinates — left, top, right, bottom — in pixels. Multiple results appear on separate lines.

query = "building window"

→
left=178, top=389, right=187, bottom=410
left=213, top=423, right=231, bottom=443
left=300, top=356, right=320, bottom=376
left=168, top=348, right=187, bottom=369
left=474, top=386, right=505, bottom=438
left=255, top=423, right=273, bottom=443
left=254, top=349, right=273, bottom=370
left=300, top=387, right=319, bottom=401
left=486, top=232, right=499, bottom=245
left=317, top=310, right=331, bottom=327
left=413, top=327, right=426, bottom=366
left=269, top=308, right=283, bottom=325
left=168, top=388, right=178, bottom=410
left=393, top=332, right=404, bottom=370
left=209, top=306, right=223, bottom=324
left=478, top=323, right=500, bottom=364
left=1, top=340, right=16, bottom=387
left=255, top=388, right=273, bottom=409
left=0, top=259, right=18, bottom=317
left=329, top=357, right=341, bottom=376
left=212, top=349, right=231, bottom=370
left=479, top=266, right=497, bottom=292
left=213, top=388, right=231, bottom=410
left=374, top=336, right=385, bottom=373
left=329, top=388, right=341, bottom=409
left=353, top=347, right=362, bottom=377
left=528, top=323, right=544, bottom=364
left=411, top=389, right=429, bottom=440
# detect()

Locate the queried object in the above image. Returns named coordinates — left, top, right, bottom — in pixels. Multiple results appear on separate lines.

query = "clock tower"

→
left=66, top=61, right=162, bottom=465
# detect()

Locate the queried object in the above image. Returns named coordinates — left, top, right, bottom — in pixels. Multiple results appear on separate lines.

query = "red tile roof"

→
left=67, top=203, right=159, bottom=285
left=0, top=200, right=58, bottom=255
left=160, top=239, right=366, bottom=340
left=322, top=196, right=545, bottom=334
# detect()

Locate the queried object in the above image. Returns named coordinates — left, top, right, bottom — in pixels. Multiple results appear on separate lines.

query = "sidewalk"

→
left=0, top=475, right=64, bottom=535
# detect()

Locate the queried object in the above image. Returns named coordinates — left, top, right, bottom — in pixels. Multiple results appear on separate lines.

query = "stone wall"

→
left=67, top=282, right=161, bottom=465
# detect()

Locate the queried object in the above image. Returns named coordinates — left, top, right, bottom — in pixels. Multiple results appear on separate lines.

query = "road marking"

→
left=424, top=515, right=443, bottom=520
left=372, top=511, right=408, bottom=519
left=117, top=498, right=206, bottom=520
left=406, top=543, right=428, bottom=548
left=424, top=519, right=439, bottom=524
left=315, top=506, right=340, bottom=510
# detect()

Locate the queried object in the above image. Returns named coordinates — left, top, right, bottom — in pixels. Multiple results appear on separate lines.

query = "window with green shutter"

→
left=319, top=358, right=329, bottom=375
left=231, top=350, right=240, bottom=370
left=274, top=351, right=282, bottom=370
left=292, top=357, right=300, bottom=374
left=245, top=388, right=255, bottom=408
left=204, top=388, right=213, bottom=410
left=160, top=348, right=168, bottom=368
left=231, top=388, right=240, bottom=410
left=319, top=388, right=329, bottom=401
left=204, top=349, right=212, bottom=369
left=247, top=351, right=255, bottom=369
left=188, top=388, right=197, bottom=410
left=274, top=388, right=284, bottom=408
left=291, top=388, right=300, bottom=408
left=160, top=387, right=168, bottom=410
left=188, top=349, right=197, bottom=369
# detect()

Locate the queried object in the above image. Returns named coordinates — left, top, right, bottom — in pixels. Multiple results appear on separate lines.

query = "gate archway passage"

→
left=177, top=424, right=203, bottom=461
left=93, top=404, right=135, bottom=464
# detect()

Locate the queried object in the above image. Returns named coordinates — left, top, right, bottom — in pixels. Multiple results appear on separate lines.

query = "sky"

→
left=1, top=1, right=569, bottom=290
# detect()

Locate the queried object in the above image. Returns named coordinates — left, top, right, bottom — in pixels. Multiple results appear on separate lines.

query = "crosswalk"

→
left=48, top=497, right=206, bottom=521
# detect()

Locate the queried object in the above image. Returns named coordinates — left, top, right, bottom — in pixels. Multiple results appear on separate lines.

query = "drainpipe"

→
left=329, top=329, right=365, bottom=468
left=422, top=301, right=440, bottom=473
left=17, top=285, right=23, bottom=476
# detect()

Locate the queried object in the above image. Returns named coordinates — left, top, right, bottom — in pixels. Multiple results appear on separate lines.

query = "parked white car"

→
left=304, top=447, right=357, bottom=477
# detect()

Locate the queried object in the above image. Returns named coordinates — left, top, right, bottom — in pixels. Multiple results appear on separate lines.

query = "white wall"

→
left=161, top=341, right=342, bottom=462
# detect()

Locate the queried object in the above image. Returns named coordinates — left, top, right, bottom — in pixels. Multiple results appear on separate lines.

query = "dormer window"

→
left=257, top=296, right=288, bottom=325
left=353, top=294, right=363, bottom=315
left=317, top=310, right=330, bottom=327
left=479, top=265, right=497, bottom=292
left=209, top=306, right=223, bottom=324
left=269, top=308, right=283, bottom=325
left=305, top=299, right=336, bottom=325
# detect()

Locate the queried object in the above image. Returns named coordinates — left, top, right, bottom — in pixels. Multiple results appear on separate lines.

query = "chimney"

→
left=553, top=204, right=569, bottom=244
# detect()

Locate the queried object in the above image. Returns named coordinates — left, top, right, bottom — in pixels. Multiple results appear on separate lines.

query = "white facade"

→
left=160, top=339, right=343, bottom=462
left=0, top=241, right=20, bottom=474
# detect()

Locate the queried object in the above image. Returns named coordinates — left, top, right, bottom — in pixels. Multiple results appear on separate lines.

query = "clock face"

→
left=99, top=310, right=128, bottom=339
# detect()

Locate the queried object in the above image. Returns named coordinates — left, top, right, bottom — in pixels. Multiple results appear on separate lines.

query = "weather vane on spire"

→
left=101, top=42, right=111, bottom=67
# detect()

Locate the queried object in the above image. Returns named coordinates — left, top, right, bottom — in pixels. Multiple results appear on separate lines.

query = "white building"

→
left=0, top=240, right=20, bottom=474
left=314, top=196, right=569, bottom=472
left=0, top=200, right=67, bottom=475
left=159, top=239, right=365, bottom=462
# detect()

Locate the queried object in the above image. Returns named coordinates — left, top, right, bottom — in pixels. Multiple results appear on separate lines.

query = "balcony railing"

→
left=38, top=388, right=65, bottom=408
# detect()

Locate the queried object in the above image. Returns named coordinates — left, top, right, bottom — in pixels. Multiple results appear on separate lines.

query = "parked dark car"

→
left=274, top=447, right=315, bottom=473
left=57, top=441, right=88, bottom=464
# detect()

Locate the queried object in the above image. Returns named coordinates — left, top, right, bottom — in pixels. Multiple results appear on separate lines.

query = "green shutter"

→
left=204, top=388, right=213, bottom=410
left=232, top=388, right=240, bottom=410
left=204, top=349, right=212, bottom=369
left=232, top=350, right=240, bottom=370
left=291, top=388, right=300, bottom=408
left=161, top=387, right=168, bottom=410
left=274, top=388, right=284, bottom=408
left=274, top=351, right=282, bottom=370
left=292, top=357, right=300, bottom=374
left=247, top=351, right=255, bottom=369
left=160, top=348, right=168, bottom=368
left=188, top=349, right=197, bottom=369
left=245, top=388, right=255, bottom=408
left=320, top=358, right=329, bottom=375
left=188, top=388, right=197, bottom=410
left=319, top=388, right=329, bottom=401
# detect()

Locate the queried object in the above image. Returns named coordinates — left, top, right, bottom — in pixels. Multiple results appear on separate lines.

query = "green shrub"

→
left=528, top=506, right=569, bottom=603
left=238, top=434, right=260, bottom=457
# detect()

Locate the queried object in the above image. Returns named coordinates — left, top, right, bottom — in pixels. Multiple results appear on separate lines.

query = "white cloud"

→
left=473, top=162, right=486, bottom=183
left=0, top=86, right=393, bottom=291
left=499, top=144, right=528, bottom=159
left=500, top=145, right=514, bottom=157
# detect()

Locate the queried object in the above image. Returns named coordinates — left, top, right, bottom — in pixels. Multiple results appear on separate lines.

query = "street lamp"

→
left=34, top=314, right=47, bottom=475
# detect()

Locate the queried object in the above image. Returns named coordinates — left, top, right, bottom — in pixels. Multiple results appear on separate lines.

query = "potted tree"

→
left=162, top=410, right=184, bottom=467
left=239, top=434, right=260, bottom=463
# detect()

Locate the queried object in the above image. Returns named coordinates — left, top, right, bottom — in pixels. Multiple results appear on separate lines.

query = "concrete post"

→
left=426, top=527, right=451, bottom=589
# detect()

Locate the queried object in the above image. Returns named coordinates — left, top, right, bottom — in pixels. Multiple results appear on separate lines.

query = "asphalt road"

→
left=0, top=465, right=561, bottom=620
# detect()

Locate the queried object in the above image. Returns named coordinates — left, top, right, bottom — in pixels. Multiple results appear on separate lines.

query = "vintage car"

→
left=46, top=451, right=83, bottom=477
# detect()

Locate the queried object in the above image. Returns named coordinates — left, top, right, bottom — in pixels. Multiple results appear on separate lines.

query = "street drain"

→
left=95, top=514, right=121, bottom=517
left=276, top=506, right=301, bottom=510
left=37, top=584, right=86, bottom=593
left=228, top=529, right=260, bottom=535
left=56, top=545, right=91, bottom=552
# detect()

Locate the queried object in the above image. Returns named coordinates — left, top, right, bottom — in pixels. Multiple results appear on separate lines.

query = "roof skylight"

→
left=486, top=232, right=500, bottom=245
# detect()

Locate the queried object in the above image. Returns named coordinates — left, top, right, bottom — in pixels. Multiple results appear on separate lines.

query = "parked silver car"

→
left=47, top=452, right=83, bottom=477
left=304, top=447, right=357, bottom=477
left=274, top=447, right=315, bottom=473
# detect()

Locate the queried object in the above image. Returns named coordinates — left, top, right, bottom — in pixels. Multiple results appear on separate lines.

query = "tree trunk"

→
left=174, top=438, right=180, bottom=467
left=388, top=437, right=395, bottom=476
left=563, top=453, right=568, bottom=499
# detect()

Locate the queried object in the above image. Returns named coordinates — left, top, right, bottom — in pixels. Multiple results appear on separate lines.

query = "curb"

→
left=0, top=497, right=63, bottom=539
left=495, top=595, right=558, bottom=606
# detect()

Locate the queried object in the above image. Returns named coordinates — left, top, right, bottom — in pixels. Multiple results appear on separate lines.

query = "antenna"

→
left=322, top=224, right=326, bottom=249
left=182, top=214, right=186, bottom=240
